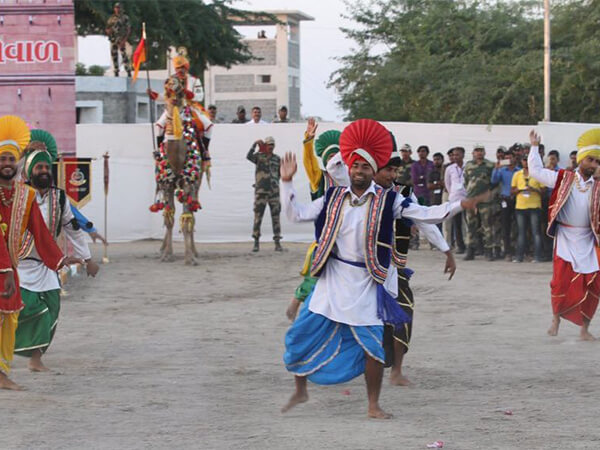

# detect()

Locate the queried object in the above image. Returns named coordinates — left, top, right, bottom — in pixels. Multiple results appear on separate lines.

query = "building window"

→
left=137, top=101, right=149, bottom=121
left=258, top=74, right=271, bottom=84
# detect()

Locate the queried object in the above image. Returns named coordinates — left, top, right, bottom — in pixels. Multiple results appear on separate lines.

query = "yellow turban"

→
left=0, top=115, right=30, bottom=160
left=576, top=128, right=600, bottom=163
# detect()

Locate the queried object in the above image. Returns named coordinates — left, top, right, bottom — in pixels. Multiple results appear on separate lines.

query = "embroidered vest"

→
left=547, top=169, right=600, bottom=243
left=310, top=185, right=397, bottom=284
left=391, top=185, right=413, bottom=269
left=18, top=188, right=65, bottom=260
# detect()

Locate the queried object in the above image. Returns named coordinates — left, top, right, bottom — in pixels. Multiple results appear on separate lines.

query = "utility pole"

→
left=544, top=0, right=551, bottom=122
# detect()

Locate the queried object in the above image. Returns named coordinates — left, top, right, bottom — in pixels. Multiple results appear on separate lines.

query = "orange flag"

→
left=132, top=23, right=147, bottom=83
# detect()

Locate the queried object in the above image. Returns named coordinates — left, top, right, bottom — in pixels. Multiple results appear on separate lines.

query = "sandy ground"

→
left=3, top=240, right=600, bottom=449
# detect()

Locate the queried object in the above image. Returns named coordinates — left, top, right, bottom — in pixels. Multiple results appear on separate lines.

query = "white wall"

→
left=76, top=121, right=597, bottom=243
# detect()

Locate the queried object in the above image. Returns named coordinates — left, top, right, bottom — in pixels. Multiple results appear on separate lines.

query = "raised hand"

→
left=529, top=129, right=541, bottom=147
left=280, top=152, right=298, bottom=182
left=305, top=118, right=318, bottom=140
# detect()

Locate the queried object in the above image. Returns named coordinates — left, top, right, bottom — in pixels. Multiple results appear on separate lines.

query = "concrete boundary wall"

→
left=76, top=121, right=597, bottom=243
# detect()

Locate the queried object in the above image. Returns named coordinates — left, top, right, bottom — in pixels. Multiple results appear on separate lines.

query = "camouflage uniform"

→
left=246, top=146, right=282, bottom=241
left=106, top=11, right=131, bottom=76
left=463, top=158, right=496, bottom=252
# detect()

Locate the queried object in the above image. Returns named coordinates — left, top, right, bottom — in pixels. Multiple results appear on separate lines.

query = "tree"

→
left=75, top=0, right=269, bottom=78
left=331, top=0, right=600, bottom=124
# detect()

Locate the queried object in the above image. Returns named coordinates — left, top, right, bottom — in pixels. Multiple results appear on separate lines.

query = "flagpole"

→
left=102, top=152, right=110, bottom=264
left=142, top=22, right=157, bottom=152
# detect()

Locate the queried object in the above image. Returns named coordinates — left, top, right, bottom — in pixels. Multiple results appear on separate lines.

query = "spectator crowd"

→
left=395, top=142, right=578, bottom=262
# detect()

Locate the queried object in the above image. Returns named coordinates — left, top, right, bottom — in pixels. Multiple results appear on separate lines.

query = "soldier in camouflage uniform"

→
left=395, top=143, right=414, bottom=187
left=247, top=136, right=282, bottom=252
left=105, top=3, right=132, bottom=77
left=463, top=144, right=496, bottom=261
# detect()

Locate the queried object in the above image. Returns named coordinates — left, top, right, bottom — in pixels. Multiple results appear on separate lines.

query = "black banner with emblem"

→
left=53, top=157, right=92, bottom=208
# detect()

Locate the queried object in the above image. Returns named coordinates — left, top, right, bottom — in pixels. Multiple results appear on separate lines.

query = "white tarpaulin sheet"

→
left=75, top=121, right=597, bottom=242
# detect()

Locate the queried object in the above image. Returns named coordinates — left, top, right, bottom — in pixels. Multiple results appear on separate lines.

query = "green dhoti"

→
left=14, top=288, right=60, bottom=357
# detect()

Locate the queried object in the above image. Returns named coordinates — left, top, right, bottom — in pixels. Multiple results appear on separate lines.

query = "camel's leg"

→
left=181, top=209, right=197, bottom=266
left=161, top=187, right=176, bottom=262
left=191, top=183, right=200, bottom=258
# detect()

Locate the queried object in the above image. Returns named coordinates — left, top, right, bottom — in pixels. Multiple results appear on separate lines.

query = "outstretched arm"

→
left=281, top=152, right=325, bottom=222
left=394, top=191, right=489, bottom=224
left=528, top=130, right=558, bottom=188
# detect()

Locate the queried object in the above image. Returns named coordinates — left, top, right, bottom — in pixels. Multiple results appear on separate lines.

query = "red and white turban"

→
left=339, top=119, right=393, bottom=172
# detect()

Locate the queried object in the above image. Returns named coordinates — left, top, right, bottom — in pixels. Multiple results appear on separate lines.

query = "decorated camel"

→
left=149, top=49, right=213, bottom=265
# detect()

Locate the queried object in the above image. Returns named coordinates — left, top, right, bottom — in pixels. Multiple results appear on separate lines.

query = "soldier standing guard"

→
left=247, top=137, right=282, bottom=252
left=463, top=144, right=496, bottom=261
left=105, top=2, right=132, bottom=77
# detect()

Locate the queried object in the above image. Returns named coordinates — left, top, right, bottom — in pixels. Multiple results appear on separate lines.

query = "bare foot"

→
left=389, top=371, right=412, bottom=386
left=28, top=359, right=50, bottom=372
left=286, top=298, right=301, bottom=321
left=281, top=392, right=308, bottom=413
left=580, top=330, right=596, bottom=341
left=547, top=316, right=560, bottom=336
left=0, top=373, right=23, bottom=391
left=368, top=405, right=393, bottom=419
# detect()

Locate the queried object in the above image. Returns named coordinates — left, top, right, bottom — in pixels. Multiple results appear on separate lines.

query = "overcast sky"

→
left=78, top=0, right=354, bottom=121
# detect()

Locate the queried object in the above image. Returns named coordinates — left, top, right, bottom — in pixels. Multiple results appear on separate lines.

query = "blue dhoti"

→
left=283, top=293, right=385, bottom=385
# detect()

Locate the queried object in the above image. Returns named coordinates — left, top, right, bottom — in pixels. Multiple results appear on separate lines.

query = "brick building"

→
left=0, top=0, right=76, bottom=154
left=203, top=10, right=313, bottom=123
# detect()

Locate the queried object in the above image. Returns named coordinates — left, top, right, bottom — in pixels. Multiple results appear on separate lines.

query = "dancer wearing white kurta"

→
left=280, top=119, right=485, bottom=419
left=527, top=130, right=600, bottom=340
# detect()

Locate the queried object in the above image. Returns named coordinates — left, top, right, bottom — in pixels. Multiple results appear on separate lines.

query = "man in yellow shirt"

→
left=511, top=155, right=545, bottom=262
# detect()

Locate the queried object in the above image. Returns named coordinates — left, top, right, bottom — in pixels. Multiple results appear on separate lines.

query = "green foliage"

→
left=331, top=0, right=600, bottom=124
left=75, top=0, right=260, bottom=77
left=87, top=65, right=106, bottom=76
left=75, top=62, right=88, bottom=75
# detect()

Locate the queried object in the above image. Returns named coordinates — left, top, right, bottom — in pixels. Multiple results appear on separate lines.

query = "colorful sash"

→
left=7, top=182, right=35, bottom=267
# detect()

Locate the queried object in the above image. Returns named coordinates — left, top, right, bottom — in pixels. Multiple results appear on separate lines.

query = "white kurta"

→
left=282, top=180, right=461, bottom=325
left=326, top=153, right=450, bottom=252
left=528, top=147, right=598, bottom=274
left=19, top=190, right=92, bottom=292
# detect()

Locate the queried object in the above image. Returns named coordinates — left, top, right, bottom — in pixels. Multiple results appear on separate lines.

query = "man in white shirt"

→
left=280, top=119, right=484, bottom=419
left=528, top=129, right=600, bottom=340
left=245, top=106, right=267, bottom=125
left=444, top=146, right=467, bottom=253
left=327, top=144, right=457, bottom=386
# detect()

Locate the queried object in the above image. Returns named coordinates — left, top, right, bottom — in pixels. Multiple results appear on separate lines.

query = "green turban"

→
left=314, top=130, right=341, bottom=164
left=24, top=129, right=58, bottom=180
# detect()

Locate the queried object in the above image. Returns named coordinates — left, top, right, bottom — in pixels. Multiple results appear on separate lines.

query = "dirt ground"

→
left=3, top=240, right=600, bottom=449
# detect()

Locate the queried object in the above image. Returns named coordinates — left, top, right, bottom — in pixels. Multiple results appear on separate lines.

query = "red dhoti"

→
left=550, top=254, right=600, bottom=325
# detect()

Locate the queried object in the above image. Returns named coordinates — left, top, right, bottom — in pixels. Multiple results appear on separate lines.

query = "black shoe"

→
left=464, top=247, right=475, bottom=261
left=494, top=247, right=503, bottom=260
left=456, top=247, right=466, bottom=255
left=274, top=240, right=283, bottom=252
left=485, top=249, right=495, bottom=261
left=252, top=239, right=259, bottom=252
